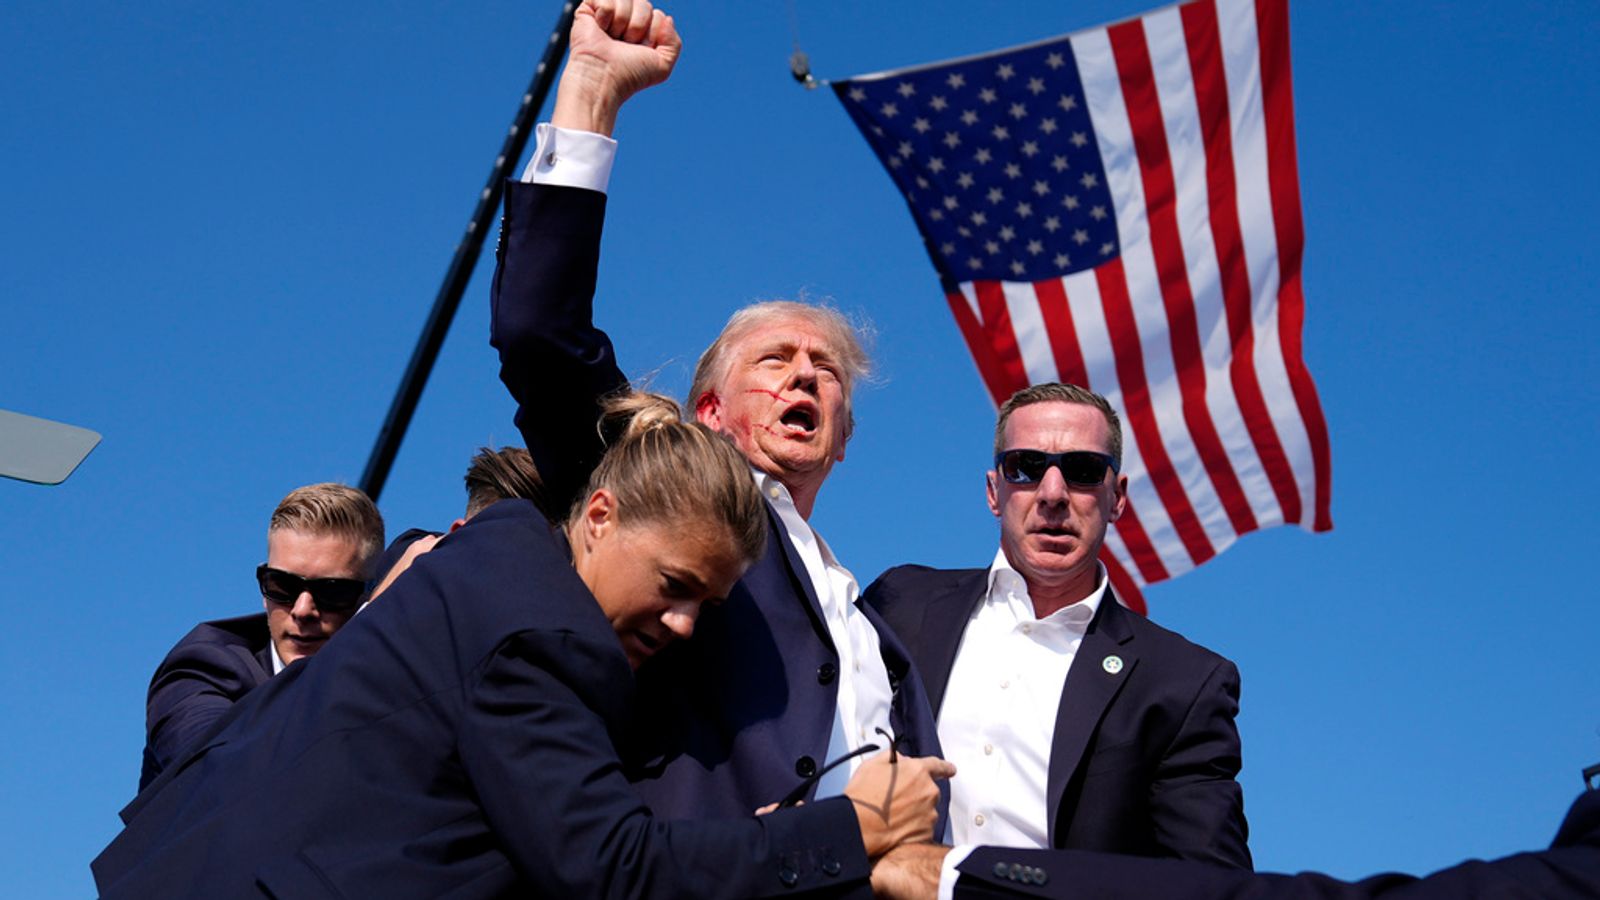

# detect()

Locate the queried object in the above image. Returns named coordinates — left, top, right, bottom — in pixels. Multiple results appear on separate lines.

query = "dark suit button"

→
left=993, top=862, right=1009, bottom=878
left=821, top=857, right=841, bottom=876
left=795, top=755, right=817, bottom=778
left=1033, top=868, right=1049, bottom=885
left=778, top=866, right=799, bottom=887
left=1009, top=863, right=1024, bottom=881
left=817, top=662, right=837, bottom=685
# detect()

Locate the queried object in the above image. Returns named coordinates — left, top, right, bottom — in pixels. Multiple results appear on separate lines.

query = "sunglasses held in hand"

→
left=994, top=449, right=1119, bottom=487
left=256, top=565, right=368, bottom=613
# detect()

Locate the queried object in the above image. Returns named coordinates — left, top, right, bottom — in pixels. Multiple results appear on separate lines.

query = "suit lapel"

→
left=1045, top=590, right=1139, bottom=846
left=918, top=570, right=989, bottom=717
left=766, top=502, right=834, bottom=647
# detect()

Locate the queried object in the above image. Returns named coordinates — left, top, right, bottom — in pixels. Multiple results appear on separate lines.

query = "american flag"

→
left=834, top=0, right=1331, bottom=612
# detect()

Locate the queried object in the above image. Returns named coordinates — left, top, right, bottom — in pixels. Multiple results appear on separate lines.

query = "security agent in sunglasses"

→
left=863, top=383, right=1250, bottom=867
left=136, top=482, right=383, bottom=790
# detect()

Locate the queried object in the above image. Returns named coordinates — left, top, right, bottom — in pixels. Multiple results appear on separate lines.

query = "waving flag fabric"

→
left=834, top=0, right=1331, bottom=611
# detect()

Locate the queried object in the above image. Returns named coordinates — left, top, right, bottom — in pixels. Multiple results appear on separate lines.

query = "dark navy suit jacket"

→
left=93, top=501, right=874, bottom=899
left=955, top=789, right=1600, bottom=899
left=865, top=565, right=1249, bottom=867
left=139, top=612, right=273, bottom=790
left=490, top=180, right=943, bottom=819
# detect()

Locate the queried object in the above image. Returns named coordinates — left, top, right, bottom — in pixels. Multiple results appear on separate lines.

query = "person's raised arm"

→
left=492, top=0, right=681, bottom=514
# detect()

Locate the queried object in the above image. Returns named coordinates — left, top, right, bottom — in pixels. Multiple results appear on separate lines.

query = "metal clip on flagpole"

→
left=785, top=0, right=827, bottom=89
left=790, top=49, right=828, bottom=90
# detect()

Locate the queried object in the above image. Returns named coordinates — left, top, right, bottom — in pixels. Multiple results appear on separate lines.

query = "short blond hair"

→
left=268, top=483, right=385, bottom=572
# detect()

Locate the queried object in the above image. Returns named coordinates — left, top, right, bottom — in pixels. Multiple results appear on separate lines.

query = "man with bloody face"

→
left=489, top=0, right=943, bottom=821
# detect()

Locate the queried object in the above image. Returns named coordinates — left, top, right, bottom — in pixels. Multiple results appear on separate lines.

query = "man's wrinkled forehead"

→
left=727, top=318, right=847, bottom=379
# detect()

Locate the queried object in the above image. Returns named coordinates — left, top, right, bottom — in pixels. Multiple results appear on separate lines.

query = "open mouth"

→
left=779, top=404, right=817, bottom=434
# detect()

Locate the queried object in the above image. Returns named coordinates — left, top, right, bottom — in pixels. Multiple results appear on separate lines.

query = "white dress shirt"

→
left=756, top=471, right=894, bottom=798
left=520, top=123, right=617, bottom=190
left=519, top=130, right=896, bottom=796
left=940, top=549, right=1108, bottom=847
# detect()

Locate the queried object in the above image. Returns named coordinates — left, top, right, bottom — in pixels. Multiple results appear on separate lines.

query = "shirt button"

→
left=983, top=743, right=994, bottom=755
left=974, top=814, right=986, bottom=826
left=769, top=486, right=782, bottom=499
left=1000, top=679, right=1010, bottom=689
left=1021, top=623, right=1032, bottom=634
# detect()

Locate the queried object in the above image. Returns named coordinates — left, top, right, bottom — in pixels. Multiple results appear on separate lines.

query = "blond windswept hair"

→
left=268, top=483, right=385, bottom=570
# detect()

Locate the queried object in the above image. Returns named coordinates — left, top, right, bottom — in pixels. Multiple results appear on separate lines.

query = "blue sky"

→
left=4, top=1, right=1598, bottom=894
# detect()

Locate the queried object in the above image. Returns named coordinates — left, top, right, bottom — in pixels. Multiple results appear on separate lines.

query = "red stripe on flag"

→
left=1107, top=18, right=1259, bottom=538
left=1107, top=494, right=1171, bottom=584
left=975, top=280, right=1032, bottom=398
left=946, top=288, right=1016, bottom=406
left=1036, top=277, right=1169, bottom=585
left=1101, top=549, right=1148, bottom=616
left=1032, top=279, right=1089, bottom=389
left=1179, top=0, right=1302, bottom=526
left=1256, top=0, right=1333, bottom=531
left=1093, top=258, right=1215, bottom=566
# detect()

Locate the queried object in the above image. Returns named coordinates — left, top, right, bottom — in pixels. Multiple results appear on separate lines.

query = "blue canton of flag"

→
left=835, top=40, right=1119, bottom=284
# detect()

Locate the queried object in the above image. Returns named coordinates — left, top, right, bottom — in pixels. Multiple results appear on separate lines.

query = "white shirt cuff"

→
left=938, top=845, right=975, bottom=900
left=520, top=123, right=616, bottom=193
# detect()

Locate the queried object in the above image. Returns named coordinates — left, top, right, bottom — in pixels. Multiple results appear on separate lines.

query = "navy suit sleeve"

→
left=956, top=791, right=1600, bottom=899
left=458, top=629, right=872, bottom=899
left=1150, top=658, right=1251, bottom=868
left=142, top=638, right=263, bottom=787
left=490, top=180, right=628, bottom=516
left=957, top=836, right=1600, bottom=899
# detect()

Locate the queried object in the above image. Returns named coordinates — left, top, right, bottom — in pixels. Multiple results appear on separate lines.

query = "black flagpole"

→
left=360, top=1, right=578, bottom=501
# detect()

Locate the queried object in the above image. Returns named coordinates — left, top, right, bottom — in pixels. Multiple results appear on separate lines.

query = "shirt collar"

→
left=753, top=468, right=842, bottom=566
left=985, top=547, right=1108, bottom=625
left=753, top=468, right=795, bottom=514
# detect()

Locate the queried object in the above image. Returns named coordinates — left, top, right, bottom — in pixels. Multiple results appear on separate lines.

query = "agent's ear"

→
left=986, top=470, right=1002, bottom=518
left=581, top=488, right=618, bottom=547
left=1108, top=474, right=1129, bottom=522
left=448, top=517, right=468, bottom=533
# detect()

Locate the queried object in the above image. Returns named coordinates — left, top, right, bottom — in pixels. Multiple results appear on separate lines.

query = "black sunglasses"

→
left=994, top=449, right=1119, bottom=487
left=778, top=727, right=901, bottom=809
left=256, top=564, right=367, bottom=613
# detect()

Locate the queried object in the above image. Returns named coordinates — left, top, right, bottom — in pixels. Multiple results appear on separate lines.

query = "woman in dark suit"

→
left=93, top=393, right=952, bottom=899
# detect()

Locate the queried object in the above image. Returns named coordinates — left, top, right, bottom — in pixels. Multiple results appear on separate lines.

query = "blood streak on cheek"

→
left=745, top=388, right=787, bottom=402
